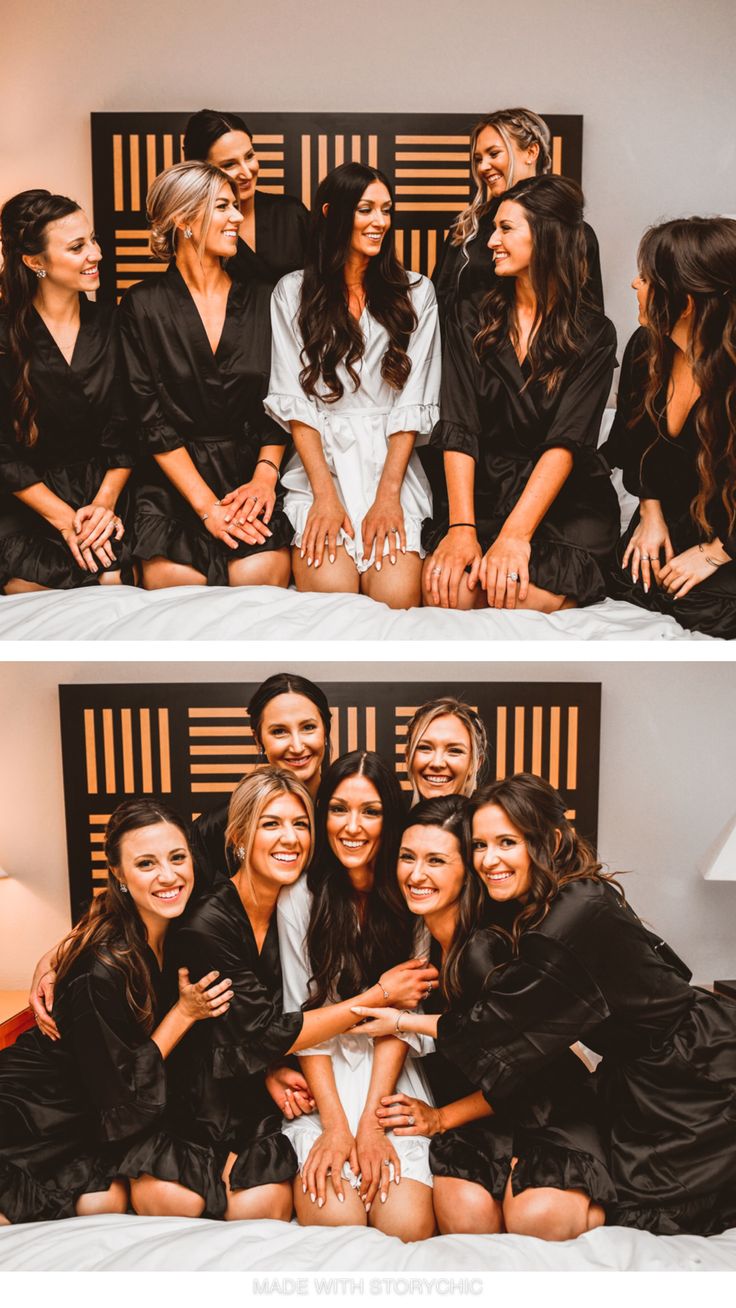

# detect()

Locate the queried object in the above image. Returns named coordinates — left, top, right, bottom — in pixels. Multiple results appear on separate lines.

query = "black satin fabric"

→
left=432, top=202, right=604, bottom=330
left=188, top=803, right=237, bottom=894
left=0, top=945, right=173, bottom=1223
left=0, top=297, right=135, bottom=589
left=425, top=308, right=621, bottom=604
left=145, top=881, right=302, bottom=1215
left=426, top=927, right=614, bottom=1204
left=603, top=328, right=736, bottom=638
left=438, top=879, right=736, bottom=1234
left=226, top=192, right=310, bottom=288
left=118, top=263, right=292, bottom=585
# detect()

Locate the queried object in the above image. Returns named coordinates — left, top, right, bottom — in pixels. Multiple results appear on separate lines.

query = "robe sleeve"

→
left=100, top=320, right=137, bottom=469
left=534, top=317, right=617, bottom=463
left=437, top=931, right=610, bottom=1110
left=188, top=804, right=233, bottom=892
left=276, top=878, right=338, bottom=1058
left=385, top=277, right=441, bottom=444
left=174, top=917, right=303, bottom=1079
left=429, top=309, right=483, bottom=461
left=598, top=328, right=657, bottom=498
left=118, top=290, right=185, bottom=454
left=60, top=964, right=166, bottom=1142
left=264, top=274, right=326, bottom=436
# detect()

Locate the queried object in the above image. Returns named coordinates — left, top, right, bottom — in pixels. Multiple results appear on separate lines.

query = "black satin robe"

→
left=425, top=926, right=613, bottom=1205
left=438, top=879, right=736, bottom=1235
left=188, top=803, right=235, bottom=894
left=118, top=264, right=292, bottom=584
left=433, top=203, right=604, bottom=330
left=603, top=327, right=736, bottom=638
left=425, top=309, right=621, bottom=604
left=0, top=946, right=173, bottom=1223
left=126, top=880, right=303, bottom=1216
left=0, top=298, right=135, bottom=589
left=227, top=192, right=310, bottom=288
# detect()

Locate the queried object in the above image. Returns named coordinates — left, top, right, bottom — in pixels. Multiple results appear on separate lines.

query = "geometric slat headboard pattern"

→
left=91, top=112, right=583, bottom=301
left=60, top=681, right=600, bottom=920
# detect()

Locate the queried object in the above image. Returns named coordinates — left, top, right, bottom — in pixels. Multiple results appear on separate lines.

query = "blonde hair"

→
left=146, top=160, right=237, bottom=262
left=453, top=108, right=552, bottom=251
left=225, top=765, right=314, bottom=881
left=405, top=698, right=488, bottom=804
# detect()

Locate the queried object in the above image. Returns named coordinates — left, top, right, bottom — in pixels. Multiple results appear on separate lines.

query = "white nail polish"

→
left=337, top=1193, right=344, bottom=1204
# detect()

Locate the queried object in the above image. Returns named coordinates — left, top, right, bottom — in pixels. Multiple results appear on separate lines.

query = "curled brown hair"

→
left=297, top=163, right=418, bottom=403
left=637, top=217, right=736, bottom=540
left=54, top=798, right=191, bottom=1034
left=474, top=174, right=590, bottom=395
left=469, top=772, right=622, bottom=954
left=0, top=189, right=81, bottom=446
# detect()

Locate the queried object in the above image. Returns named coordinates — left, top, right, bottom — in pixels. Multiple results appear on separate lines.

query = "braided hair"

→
left=0, top=189, right=81, bottom=446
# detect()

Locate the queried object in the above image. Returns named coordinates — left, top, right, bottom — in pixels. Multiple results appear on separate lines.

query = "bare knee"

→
left=75, top=1178, right=129, bottom=1216
left=433, top=1176, right=503, bottom=1235
left=504, top=1187, right=602, bottom=1241
left=98, top=570, right=123, bottom=586
left=225, top=1181, right=293, bottom=1222
left=141, top=558, right=207, bottom=589
left=130, top=1174, right=205, bottom=1218
left=3, top=579, right=48, bottom=595
left=0, top=1212, right=11, bottom=1226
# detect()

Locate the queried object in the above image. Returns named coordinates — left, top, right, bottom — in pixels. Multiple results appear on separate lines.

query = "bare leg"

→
left=421, top=554, right=481, bottom=610
left=227, top=548, right=291, bottom=589
left=141, top=557, right=207, bottom=589
left=3, top=579, right=49, bottom=594
left=74, top=1179, right=129, bottom=1216
left=293, top=1176, right=366, bottom=1229
left=433, top=1176, right=504, bottom=1235
left=467, top=582, right=576, bottom=614
left=368, top=1178, right=435, bottom=1241
left=503, top=1172, right=605, bottom=1241
left=221, top=1151, right=292, bottom=1221
left=129, top=1173, right=205, bottom=1217
left=361, top=552, right=423, bottom=610
left=0, top=1212, right=10, bottom=1226
left=97, top=570, right=123, bottom=586
left=292, top=545, right=360, bottom=596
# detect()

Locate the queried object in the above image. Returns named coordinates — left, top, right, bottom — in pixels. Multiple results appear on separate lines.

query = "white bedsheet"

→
left=0, top=585, right=713, bottom=643
left=1, top=1213, right=735, bottom=1272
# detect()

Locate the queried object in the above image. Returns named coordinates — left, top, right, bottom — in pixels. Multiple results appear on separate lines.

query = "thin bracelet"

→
left=447, top=522, right=477, bottom=530
left=256, top=458, right=280, bottom=475
left=395, top=1010, right=410, bottom=1035
left=698, top=542, right=723, bottom=568
left=377, top=975, right=390, bottom=1002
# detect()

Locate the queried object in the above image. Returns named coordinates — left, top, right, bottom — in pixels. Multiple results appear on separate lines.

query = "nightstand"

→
left=0, top=992, right=34, bottom=1050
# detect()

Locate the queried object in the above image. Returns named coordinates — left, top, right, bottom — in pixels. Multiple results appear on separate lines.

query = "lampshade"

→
left=700, top=814, right=736, bottom=881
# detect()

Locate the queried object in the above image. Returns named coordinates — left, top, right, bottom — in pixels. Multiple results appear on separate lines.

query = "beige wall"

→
left=1, top=658, right=734, bottom=988
left=2, top=0, right=735, bottom=355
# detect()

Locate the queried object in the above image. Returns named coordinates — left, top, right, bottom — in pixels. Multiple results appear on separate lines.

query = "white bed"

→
left=0, top=584, right=714, bottom=644
left=1, top=1213, right=735, bottom=1272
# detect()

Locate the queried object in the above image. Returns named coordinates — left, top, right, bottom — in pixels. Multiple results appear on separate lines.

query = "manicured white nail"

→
left=337, top=1193, right=344, bottom=1203
left=318, top=1197, right=324, bottom=1209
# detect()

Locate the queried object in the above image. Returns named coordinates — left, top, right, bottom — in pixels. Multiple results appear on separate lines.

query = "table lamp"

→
left=700, top=813, right=736, bottom=1000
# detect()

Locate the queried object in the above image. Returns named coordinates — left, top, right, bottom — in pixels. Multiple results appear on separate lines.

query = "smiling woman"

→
left=265, top=162, right=441, bottom=609
left=405, top=697, right=488, bottom=803
left=117, top=161, right=293, bottom=590
left=0, top=189, right=135, bottom=593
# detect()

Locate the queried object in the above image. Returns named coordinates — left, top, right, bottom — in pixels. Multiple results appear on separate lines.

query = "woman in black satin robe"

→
left=372, top=796, right=610, bottom=1239
left=147, top=766, right=430, bottom=1221
left=423, top=175, right=619, bottom=613
left=118, top=162, right=292, bottom=589
left=184, top=109, right=309, bottom=288
left=356, top=775, right=736, bottom=1238
left=0, top=799, right=230, bottom=1224
left=0, top=190, right=135, bottom=593
left=603, top=217, right=736, bottom=638
left=432, top=107, right=603, bottom=329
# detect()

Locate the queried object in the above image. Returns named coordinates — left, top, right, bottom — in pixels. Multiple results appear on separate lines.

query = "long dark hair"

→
left=305, top=750, right=412, bottom=1007
left=0, top=189, right=81, bottom=446
left=469, top=773, right=621, bottom=953
left=474, top=174, right=590, bottom=394
left=298, top=163, right=417, bottom=402
left=637, top=217, right=736, bottom=540
left=54, top=799, right=191, bottom=1034
left=247, top=672, right=332, bottom=766
left=398, top=796, right=482, bottom=1005
left=183, top=109, right=254, bottom=161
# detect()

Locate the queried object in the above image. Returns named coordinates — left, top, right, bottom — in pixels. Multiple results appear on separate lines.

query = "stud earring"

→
left=184, top=227, right=193, bottom=239
left=35, top=269, right=47, bottom=279
left=236, top=845, right=246, bottom=861
left=119, top=882, right=128, bottom=893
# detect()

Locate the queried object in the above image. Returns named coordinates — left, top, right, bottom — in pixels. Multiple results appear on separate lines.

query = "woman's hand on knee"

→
left=301, top=1127, right=358, bottom=1207
left=423, top=529, right=481, bottom=608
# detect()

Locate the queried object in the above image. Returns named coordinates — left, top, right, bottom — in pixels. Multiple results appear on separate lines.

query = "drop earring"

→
left=236, top=845, right=246, bottom=861
left=119, top=882, right=128, bottom=893
left=184, top=227, right=193, bottom=239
